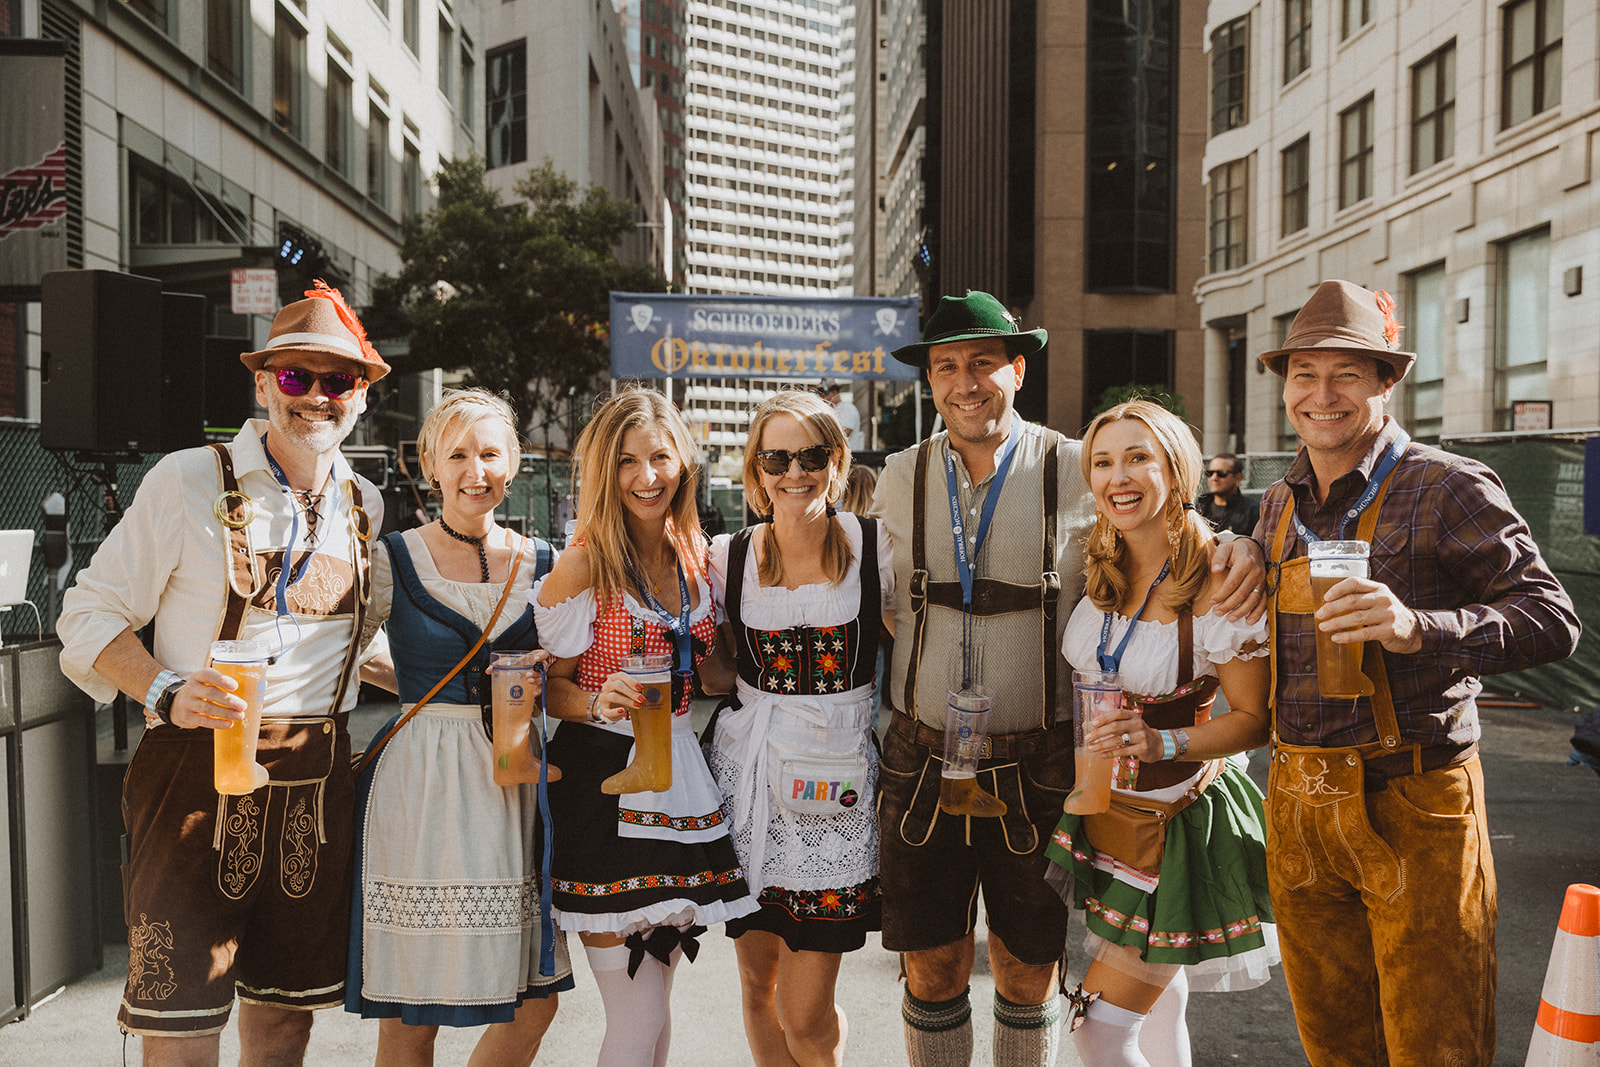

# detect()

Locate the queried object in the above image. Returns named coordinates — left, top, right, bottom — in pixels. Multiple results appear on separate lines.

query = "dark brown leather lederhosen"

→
left=205, top=442, right=372, bottom=901
left=1079, top=612, right=1225, bottom=877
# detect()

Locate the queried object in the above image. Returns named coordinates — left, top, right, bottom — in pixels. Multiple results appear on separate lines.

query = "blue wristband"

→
left=1159, top=730, right=1177, bottom=761
left=144, top=669, right=182, bottom=715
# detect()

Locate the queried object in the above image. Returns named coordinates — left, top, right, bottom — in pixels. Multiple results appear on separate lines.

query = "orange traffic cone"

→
left=1526, top=883, right=1600, bottom=1065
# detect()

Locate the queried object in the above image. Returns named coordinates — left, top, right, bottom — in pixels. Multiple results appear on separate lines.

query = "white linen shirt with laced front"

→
left=707, top=516, right=894, bottom=894
left=1062, top=598, right=1269, bottom=803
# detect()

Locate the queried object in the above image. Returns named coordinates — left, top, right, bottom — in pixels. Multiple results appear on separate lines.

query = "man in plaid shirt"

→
left=1255, top=280, right=1578, bottom=1067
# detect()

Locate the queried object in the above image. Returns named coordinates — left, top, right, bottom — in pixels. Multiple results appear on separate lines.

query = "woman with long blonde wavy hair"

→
left=704, top=389, right=894, bottom=1066
left=1043, top=400, right=1277, bottom=1067
left=533, top=387, right=757, bottom=1067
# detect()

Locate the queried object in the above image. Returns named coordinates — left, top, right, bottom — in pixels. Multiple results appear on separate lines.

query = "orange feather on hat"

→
left=305, top=278, right=381, bottom=364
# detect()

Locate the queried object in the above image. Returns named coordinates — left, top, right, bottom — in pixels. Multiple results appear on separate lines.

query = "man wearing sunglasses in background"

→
left=871, top=291, right=1269, bottom=1067
left=1198, top=453, right=1258, bottom=537
left=59, top=282, right=395, bottom=1067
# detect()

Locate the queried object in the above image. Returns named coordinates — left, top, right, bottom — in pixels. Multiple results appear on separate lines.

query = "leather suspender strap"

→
left=327, top=475, right=372, bottom=716
left=355, top=537, right=527, bottom=774
left=904, top=438, right=935, bottom=719
left=1040, top=441, right=1060, bottom=730
left=211, top=443, right=259, bottom=643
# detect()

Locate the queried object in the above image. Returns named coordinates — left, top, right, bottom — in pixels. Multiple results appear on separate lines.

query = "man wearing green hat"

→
left=871, top=291, right=1263, bottom=1066
left=1257, top=279, right=1578, bottom=1066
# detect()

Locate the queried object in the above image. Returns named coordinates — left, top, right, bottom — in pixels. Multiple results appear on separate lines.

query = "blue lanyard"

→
left=261, top=435, right=344, bottom=656
left=631, top=557, right=694, bottom=683
left=943, top=417, right=1022, bottom=687
left=1293, top=428, right=1410, bottom=543
left=1096, top=560, right=1171, bottom=673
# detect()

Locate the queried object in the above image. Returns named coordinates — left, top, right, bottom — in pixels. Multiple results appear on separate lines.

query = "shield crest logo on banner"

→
left=630, top=304, right=655, bottom=332
left=875, top=308, right=899, bottom=334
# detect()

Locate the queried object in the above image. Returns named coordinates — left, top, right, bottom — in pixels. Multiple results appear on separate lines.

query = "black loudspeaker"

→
left=39, top=271, right=206, bottom=454
left=203, top=335, right=256, bottom=432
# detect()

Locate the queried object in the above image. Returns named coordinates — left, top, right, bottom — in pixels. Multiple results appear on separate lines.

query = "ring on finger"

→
left=1120, top=732, right=1132, bottom=747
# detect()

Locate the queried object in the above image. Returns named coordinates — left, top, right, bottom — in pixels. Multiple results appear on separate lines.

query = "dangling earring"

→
left=1091, top=509, right=1119, bottom=556
left=1166, top=497, right=1185, bottom=559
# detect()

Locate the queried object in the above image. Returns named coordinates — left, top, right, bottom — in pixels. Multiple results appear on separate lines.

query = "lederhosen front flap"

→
left=901, top=435, right=1061, bottom=729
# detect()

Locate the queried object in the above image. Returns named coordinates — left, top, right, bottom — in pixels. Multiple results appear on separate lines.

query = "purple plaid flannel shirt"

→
left=1257, top=418, right=1580, bottom=749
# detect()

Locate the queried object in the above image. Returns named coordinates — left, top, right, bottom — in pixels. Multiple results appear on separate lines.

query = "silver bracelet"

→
left=586, top=693, right=603, bottom=723
left=1173, top=727, right=1190, bottom=759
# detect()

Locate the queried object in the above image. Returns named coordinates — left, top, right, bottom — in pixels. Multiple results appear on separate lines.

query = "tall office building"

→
left=683, top=0, right=854, bottom=296
left=615, top=0, right=690, bottom=285
left=1197, top=0, right=1600, bottom=450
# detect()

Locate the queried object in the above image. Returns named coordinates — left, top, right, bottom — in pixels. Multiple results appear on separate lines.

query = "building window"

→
left=1083, top=330, right=1175, bottom=423
left=460, top=42, right=475, bottom=132
left=1210, top=16, right=1249, bottom=136
left=1085, top=0, right=1177, bottom=292
left=1502, top=0, right=1561, bottom=129
left=403, top=0, right=420, bottom=56
left=1411, top=41, right=1456, bottom=173
left=327, top=58, right=353, bottom=180
left=128, top=0, right=170, bottom=34
left=127, top=153, right=249, bottom=245
left=1494, top=227, right=1550, bottom=430
left=273, top=7, right=306, bottom=140
left=1282, top=136, right=1309, bottom=235
left=1341, top=0, right=1371, bottom=39
left=1338, top=94, right=1374, bottom=209
left=207, top=0, right=245, bottom=90
left=1208, top=158, right=1248, bottom=273
left=1284, top=0, right=1311, bottom=83
left=1404, top=261, right=1448, bottom=441
left=486, top=42, right=527, bottom=168
left=402, top=126, right=422, bottom=218
left=438, top=13, right=454, bottom=101
left=367, top=94, right=390, bottom=209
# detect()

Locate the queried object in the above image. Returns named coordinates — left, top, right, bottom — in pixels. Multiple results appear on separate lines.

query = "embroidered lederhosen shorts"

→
left=119, top=715, right=354, bottom=1037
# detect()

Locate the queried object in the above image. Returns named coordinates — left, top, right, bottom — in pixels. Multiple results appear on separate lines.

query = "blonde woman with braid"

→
left=1043, top=401, right=1276, bottom=1067
left=532, top=388, right=756, bottom=1067
left=704, top=391, right=893, bottom=1067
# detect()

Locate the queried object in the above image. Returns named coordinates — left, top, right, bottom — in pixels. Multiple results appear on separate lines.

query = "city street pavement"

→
left=2, top=699, right=1595, bottom=1064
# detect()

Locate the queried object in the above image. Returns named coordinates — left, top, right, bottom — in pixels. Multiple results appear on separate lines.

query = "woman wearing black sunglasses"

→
left=346, top=388, right=571, bottom=1065
left=704, top=390, right=895, bottom=1067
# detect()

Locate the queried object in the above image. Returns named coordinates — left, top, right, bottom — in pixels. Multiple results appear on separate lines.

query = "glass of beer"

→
left=1064, top=669, right=1118, bottom=815
left=209, top=639, right=270, bottom=795
left=1309, top=540, right=1371, bottom=698
left=490, top=651, right=551, bottom=785
left=939, top=686, right=1006, bottom=817
left=601, top=653, right=674, bottom=794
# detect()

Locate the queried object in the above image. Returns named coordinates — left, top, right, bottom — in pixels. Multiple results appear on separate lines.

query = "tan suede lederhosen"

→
left=1264, top=460, right=1497, bottom=1067
left=118, top=444, right=372, bottom=1037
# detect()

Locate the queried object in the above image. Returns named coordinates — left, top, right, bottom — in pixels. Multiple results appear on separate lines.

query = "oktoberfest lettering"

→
left=650, top=337, right=887, bottom=377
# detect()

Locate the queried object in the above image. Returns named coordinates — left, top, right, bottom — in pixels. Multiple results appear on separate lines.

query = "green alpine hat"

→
left=891, top=291, right=1048, bottom=369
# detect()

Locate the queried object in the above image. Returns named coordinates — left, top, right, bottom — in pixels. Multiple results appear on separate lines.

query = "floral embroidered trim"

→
left=554, top=867, right=746, bottom=897
left=617, top=807, right=726, bottom=831
left=754, top=877, right=880, bottom=921
left=753, top=624, right=854, bottom=695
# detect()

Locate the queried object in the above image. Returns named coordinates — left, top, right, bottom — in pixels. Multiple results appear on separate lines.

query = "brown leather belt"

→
left=1362, top=740, right=1477, bottom=789
left=887, top=710, right=1072, bottom=760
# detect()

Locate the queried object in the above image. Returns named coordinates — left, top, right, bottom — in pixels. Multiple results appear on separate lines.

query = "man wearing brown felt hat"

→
left=1255, top=279, right=1579, bottom=1066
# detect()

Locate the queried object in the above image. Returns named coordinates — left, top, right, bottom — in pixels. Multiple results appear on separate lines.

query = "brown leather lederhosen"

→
left=206, top=442, right=371, bottom=898
left=1079, top=612, right=1225, bottom=877
left=1264, top=454, right=1475, bottom=902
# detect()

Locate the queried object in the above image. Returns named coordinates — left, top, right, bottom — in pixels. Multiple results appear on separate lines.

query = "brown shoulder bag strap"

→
left=1039, top=440, right=1060, bottom=729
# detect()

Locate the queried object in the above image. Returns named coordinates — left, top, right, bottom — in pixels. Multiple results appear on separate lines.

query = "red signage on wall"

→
left=0, top=144, right=68, bottom=240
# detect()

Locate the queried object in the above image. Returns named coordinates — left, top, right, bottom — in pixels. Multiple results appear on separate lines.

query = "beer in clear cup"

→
left=209, top=639, right=270, bottom=795
left=489, top=651, right=547, bottom=785
left=939, top=686, right=1006, bottom=817
left=1064, top=669, right=1119, bottom=815
left=601, top=653, right=674, bottom=794
left=1308, top=541, right=1370, bottom=698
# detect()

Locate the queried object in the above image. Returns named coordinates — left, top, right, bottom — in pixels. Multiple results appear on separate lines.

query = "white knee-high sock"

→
left=586, top=943, right=669, bottom=1067
left=1139, top=970, right=1191, bottom=1067
left=1072, top=999, right=1150, bottom=1067
left=652, top=948, right=680, bottom=1067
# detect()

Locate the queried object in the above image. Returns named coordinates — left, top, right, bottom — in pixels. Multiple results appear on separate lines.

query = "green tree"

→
left=367, top=156, right=667, bottom=425
left=1090, top=382, right=1188, bottom=419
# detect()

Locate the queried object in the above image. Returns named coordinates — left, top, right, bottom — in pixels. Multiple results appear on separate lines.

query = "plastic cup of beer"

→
left=600, top=652, right=674, bottom=794
left=490, top=651, right=546, bottom=785
left=1063, top=669, right=1119, bottom=815
left=209, top=639, right=270, bottom=796
left=939, top=686, right=994, bottom=810
left=1309, top=540, right=1370, bottom=698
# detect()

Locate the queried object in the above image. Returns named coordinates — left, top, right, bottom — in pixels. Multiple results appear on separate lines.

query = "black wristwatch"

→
left=152, top=677, right=185, bottom=726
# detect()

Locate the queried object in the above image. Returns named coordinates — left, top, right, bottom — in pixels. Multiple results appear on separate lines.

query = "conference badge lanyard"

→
left=1096, top=560, right=1171, bottom=674
left=1290, top=427, right=1411, bottom=547
left=259, top=434, right=347, bottom=659
left=630, top=555, right=694, bottom=713
left=944, top=415, right=1022, bottom=689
